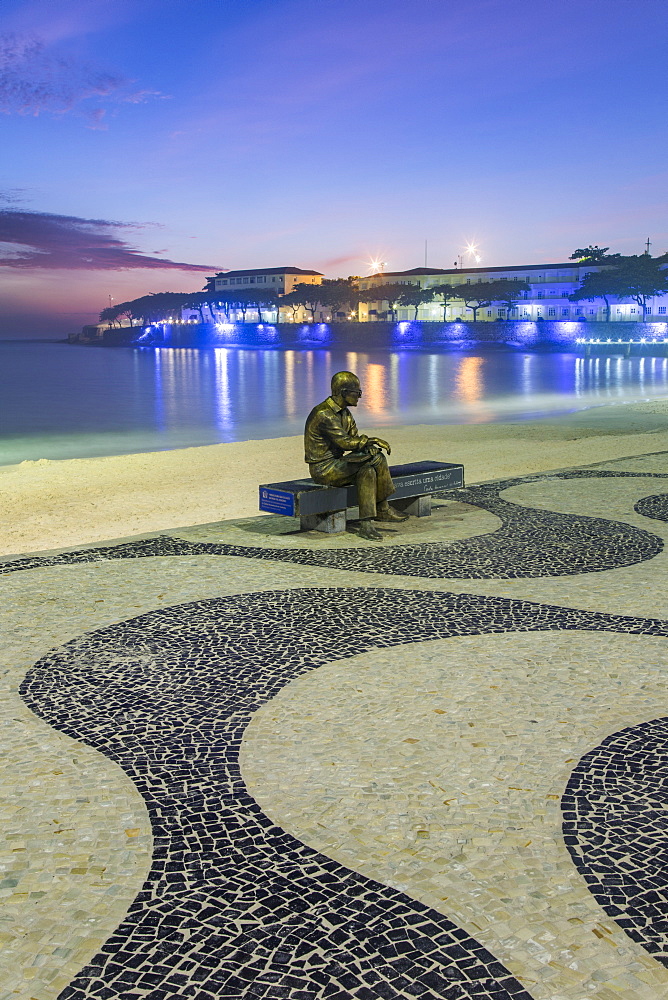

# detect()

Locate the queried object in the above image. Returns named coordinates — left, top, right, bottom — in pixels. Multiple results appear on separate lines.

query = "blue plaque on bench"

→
left=259, top=480, right=349, bottom=517
left=259, top=487, right=296, bottom=516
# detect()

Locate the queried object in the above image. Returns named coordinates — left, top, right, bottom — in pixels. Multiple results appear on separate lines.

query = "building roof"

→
left=380, top=267, right=453, bottom=276
left=366, top=261, right=603, bottom=280
left=211, top=266, right=324, bottom=278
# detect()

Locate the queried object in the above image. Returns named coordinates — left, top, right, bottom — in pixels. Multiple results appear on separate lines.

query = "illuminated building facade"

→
left=358, top=262, right=666, bottom=322
left=183, top=266, right=324, bottom=324
left=209, top=266, right=323, bottom=296
left=176, top=260, right=666, bottom=325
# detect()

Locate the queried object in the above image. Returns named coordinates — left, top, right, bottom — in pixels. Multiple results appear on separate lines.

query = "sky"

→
left=0, top=0, right=667, bottom=337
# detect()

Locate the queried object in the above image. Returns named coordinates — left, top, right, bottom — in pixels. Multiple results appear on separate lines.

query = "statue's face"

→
left=341, top=383, right=362, bottom=407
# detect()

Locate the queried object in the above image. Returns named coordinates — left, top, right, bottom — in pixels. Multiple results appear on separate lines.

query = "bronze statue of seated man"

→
left=304, top=370, right=408, bottom=540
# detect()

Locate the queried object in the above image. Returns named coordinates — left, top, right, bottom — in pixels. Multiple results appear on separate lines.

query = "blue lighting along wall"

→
left=127, top=320, right=668, bottom=351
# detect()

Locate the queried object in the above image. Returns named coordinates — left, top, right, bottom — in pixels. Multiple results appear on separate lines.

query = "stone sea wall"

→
left=101, top=319, right=668, bottom=351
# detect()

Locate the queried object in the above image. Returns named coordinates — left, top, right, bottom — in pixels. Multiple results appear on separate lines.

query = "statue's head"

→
left=331, top=370, right=362, bottom=406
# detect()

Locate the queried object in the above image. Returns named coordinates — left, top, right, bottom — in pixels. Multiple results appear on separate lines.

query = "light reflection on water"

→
left=3, top=341, right=668, bottom=464
left=454, top=356, right=485, bottom=405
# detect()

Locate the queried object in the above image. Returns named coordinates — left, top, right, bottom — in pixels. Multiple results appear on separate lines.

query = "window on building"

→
left=548, top=308, right=556, bottom=316
left=272, top=277, right=277, bottom=282
left=466, top=278, right=471, bottom=284
left=220, top=279, right=227, bottom=285
left=617, top=308, right=622, bottom=314
left=487, top=309, right=492, bottom=316
left=630, top=307, right=636, bottom=313
left=562, top=308, right=569, bottom=316
left=575, top=307, right=582, bottom=315
left=589, top=309, right=595, bottom=314
left=249, top=277, right=255, bottom=283
left=659, top=306, right=666, bottom=314
left=497, top=308, right=505, bottom=317
left=537, top=291, right=544, bottom=299
left=243, top=277, right=249, bottom=284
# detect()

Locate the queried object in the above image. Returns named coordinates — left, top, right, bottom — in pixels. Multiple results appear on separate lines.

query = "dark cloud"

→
left=0, top=188, right=28, bottom=204
left=0, top=32, right=161, bottom=125
left=0, top=209, right=217, bottom=271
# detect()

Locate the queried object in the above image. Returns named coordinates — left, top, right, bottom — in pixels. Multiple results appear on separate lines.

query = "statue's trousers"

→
left=309, top=451, right=395, bottom=519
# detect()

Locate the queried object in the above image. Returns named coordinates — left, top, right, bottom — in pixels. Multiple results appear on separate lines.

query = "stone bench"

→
left=258, top=461, right=465, bottom=533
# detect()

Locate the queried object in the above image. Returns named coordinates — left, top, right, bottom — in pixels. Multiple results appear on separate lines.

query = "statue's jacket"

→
left=304, top=396, right=369, bottom=466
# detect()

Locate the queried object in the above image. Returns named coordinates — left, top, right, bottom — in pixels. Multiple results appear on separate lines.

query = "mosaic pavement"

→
left=3, top=452, right=668, bottom=999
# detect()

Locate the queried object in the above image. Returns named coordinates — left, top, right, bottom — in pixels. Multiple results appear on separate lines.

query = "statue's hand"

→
left=368, top=437, right=391, bottom=455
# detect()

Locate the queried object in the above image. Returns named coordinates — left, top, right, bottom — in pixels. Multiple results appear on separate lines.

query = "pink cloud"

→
left=318, top=253, right=363, bottom=270
left=0, top=208, right=218, bottom=271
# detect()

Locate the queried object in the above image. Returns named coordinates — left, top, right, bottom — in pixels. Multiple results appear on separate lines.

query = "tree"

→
left=317, top=277, right=359, bottom=321
left=397, top=285, right=435, bottom=320
left=487, top=278, right=531, bottom=318
left=229, top=288, right=258, bottom=322
left=182, top=291, right=208, bottom=322
left=430, top=283, right=458, bottom=321
left=568, top=270, right=620, bottom=322
left=279, top=290, right=304, bottom=322
left=360, top=282, right=408, bottom=322
left=255, top=289, right=278, bottom=323
left=123, top=292, right=194, bottom=325
left=568, top=255, right=668, bottom=320
left=456, top=281, right=498, bottom=321
left=569, top=245, right=622, bottom=264
left=210, top=290, right=237, bottom=322
left=201, top=288, right=230, bottom=322
left=611, top=255, right=668, bottom=319
left=291, top=282, right=323, bottom=322
left=100, top=301, right=135, bottom=327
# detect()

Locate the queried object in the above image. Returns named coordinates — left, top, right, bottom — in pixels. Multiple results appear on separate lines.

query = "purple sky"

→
left=1, top=0, right=667, bottom=336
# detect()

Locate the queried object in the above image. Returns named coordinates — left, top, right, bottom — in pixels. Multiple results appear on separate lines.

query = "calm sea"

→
left=2, top=339, right=668, bottom=466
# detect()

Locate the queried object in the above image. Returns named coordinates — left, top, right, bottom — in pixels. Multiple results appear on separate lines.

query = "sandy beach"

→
left=3, top=397, right=668, bottom=558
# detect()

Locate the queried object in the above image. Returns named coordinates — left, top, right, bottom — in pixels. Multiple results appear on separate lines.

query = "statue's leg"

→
left=360, top=452, right=395, bottom=502
left=355, top=464, right=378, bottom=519
left=353, top=464, right=384, bottom=540
left=369, top=453, right=408, bottom=522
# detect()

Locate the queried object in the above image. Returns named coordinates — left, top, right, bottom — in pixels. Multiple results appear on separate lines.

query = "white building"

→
left=210, top=266, right=323, bottom=296
left=180, top=266, right=324, bottom=324
left=358, top=262, right=667, bottom=322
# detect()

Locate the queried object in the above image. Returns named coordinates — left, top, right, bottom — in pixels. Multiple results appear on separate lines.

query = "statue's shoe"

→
left=357, top=521, right=384, bottom=540
left=375, top=507, right=408, bottom=522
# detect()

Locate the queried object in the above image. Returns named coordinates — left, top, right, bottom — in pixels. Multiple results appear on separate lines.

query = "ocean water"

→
left=2, top=339, right=668, bottom=465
